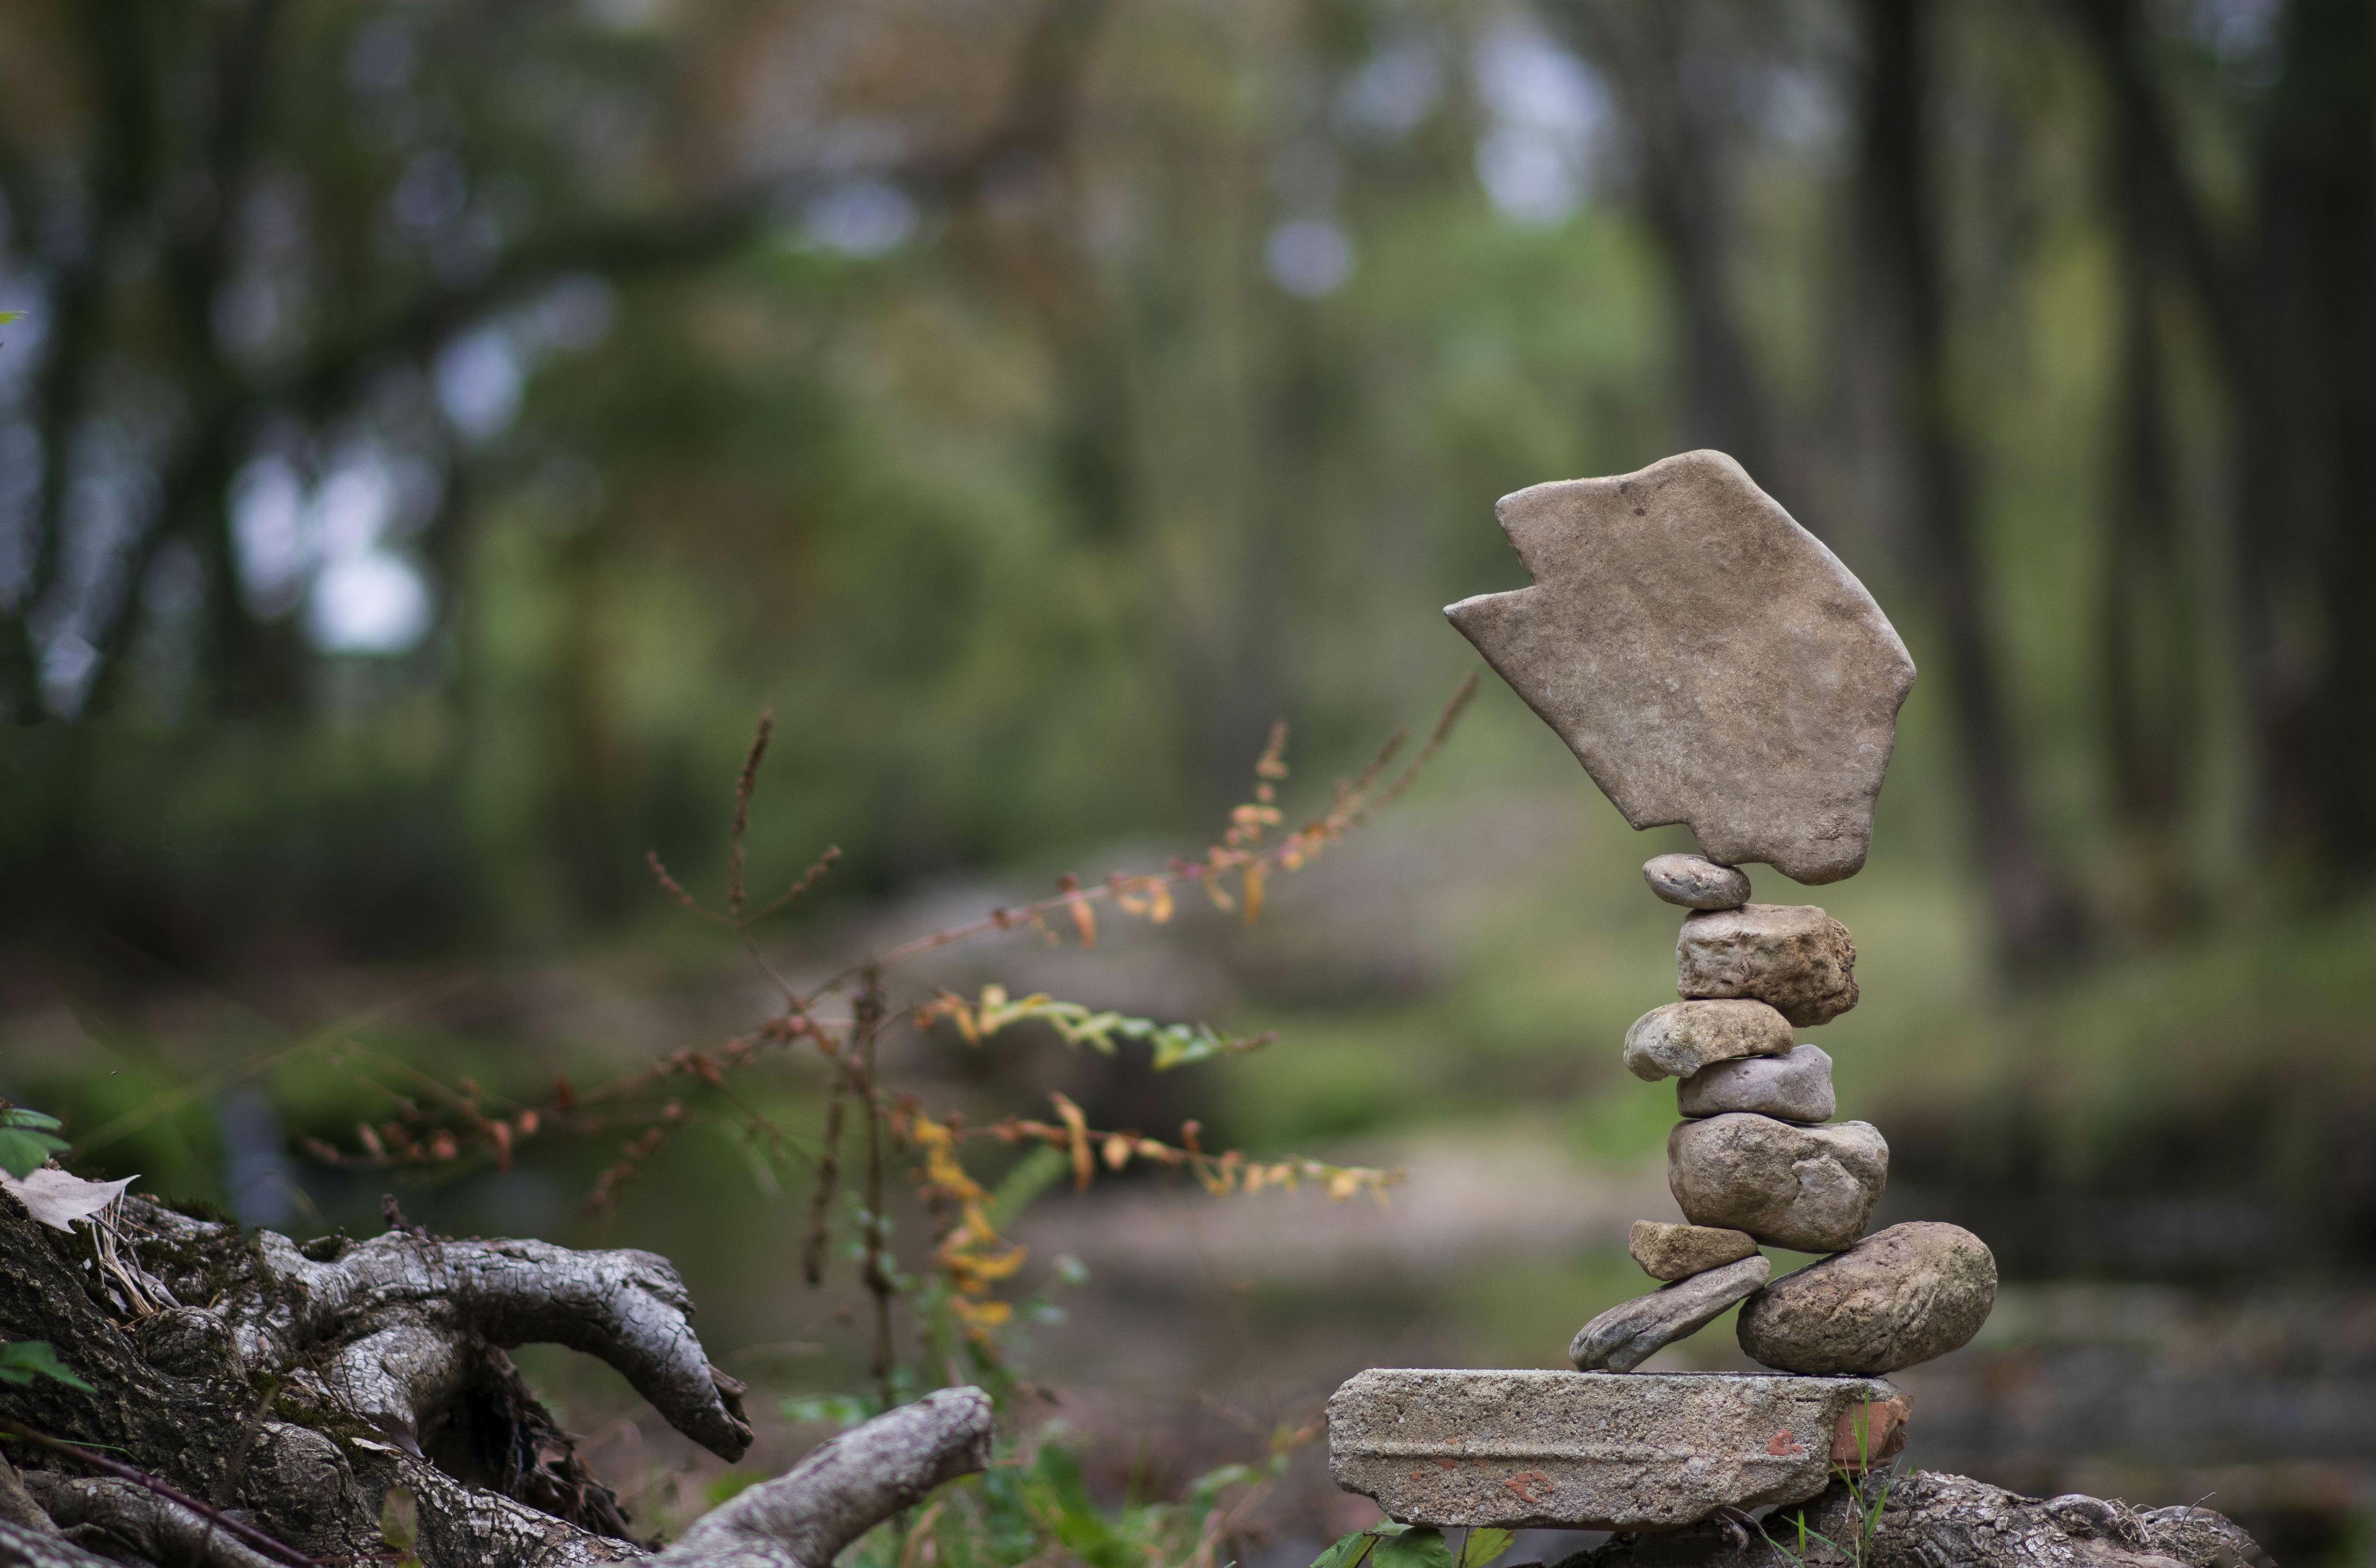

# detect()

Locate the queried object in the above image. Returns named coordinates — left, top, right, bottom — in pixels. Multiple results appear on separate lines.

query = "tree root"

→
left=0, top=1189, right=990, bottom=1568
left=1559, top=1469, right=2273, bottom=1568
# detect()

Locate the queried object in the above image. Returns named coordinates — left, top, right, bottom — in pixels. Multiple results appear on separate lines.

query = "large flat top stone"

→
left=1445, top=451, right=1915, bottom=885
left=1329, top=1368, right=1904, bottom=1531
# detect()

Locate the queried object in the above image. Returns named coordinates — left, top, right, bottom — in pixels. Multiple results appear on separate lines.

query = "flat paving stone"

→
left=1329, top=1368, right=1907, bottom=1530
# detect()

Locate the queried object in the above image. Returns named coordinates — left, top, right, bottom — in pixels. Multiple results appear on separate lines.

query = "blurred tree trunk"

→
left=1852, top=0, right=2089, bottom=974
left=1543, top=1, right=1781, bottom=495
left=2069, top=0, right=2376, bottom=891
left=2241, top=0, right=2376, bottom=880
left=2095, top=82, right=2196, bottom=938
left=4, top=2, right=165, bottom=721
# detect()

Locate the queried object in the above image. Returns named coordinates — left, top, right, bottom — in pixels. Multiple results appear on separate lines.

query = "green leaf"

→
left=380, top=1484, right=423, bottom=1566
left=1186, top=1461, right=1261, bottom=1514
left=0, top=1109, right=63, bottom=1131
left=986, top=1144, right=1069, bottom=1231
left=1310, top=1531, right=1384, bottom=1568
left=0, top=1127, right=68, bottom=1179
left=0, top=1340, right=95, bottom=1392
left=1459, top=1528, right=1517, bottom=1568
left=705, top=1471, right=766, bottom=1506
left=779, top=1392, right=872, bottom=1428
left=1150, top=1023, right=1227, bottom=1070
left=1370, top=1525, right=1456, bottom=1568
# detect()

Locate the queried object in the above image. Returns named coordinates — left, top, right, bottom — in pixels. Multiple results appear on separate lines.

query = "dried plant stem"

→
left=802, top=1078, right=847, bottom=1288
left=854, top=971, right=896, bottom=1407
left=729, top=711, right=774, bottom=919
left=804, top=674, right=1481, bottom=1004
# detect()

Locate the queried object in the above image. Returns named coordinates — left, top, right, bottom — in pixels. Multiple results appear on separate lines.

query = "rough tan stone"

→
left=1643, top=854, right=1751, bottom=910
left=1678, top=1044, right=1835, bottom=1123
left=1667, top=1114, right=1887, bottom=1252
left=1443, top=450, right=1915, bottom=886
left=1570, top=1254, right=1770, bottom=1371
left=1737, top=1222, right=1998, bottom=1375
left=1628, top=1221, right=1760, bottom=1282
left=1327, top=1368, right=1905, bottom=1529
left=1624, top=1000, right=1794, bottom=1083
left=1677, top=904, right=1859, bottom=1027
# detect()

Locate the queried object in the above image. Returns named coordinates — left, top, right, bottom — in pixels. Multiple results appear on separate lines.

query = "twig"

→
left=854, top=972, right=896, bottom=1406
left=802, top=1077, right=847, bottom=1288
left=0, top=1417, right=324, bottom=1568
left=802, top=674, right=1481, bottom=1003
left=729, top=711, right=774, bottom=919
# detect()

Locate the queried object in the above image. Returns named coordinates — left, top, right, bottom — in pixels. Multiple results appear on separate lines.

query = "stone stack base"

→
left=1327, top=1369, right=1907, bottom=1531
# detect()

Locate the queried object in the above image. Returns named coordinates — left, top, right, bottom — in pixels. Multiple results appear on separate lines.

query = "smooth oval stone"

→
left=1571, top=1253, right=1771, bottom=1372
left=1667, top=1113, right=1887, bottom=1252
left=1736, top=1222, right=1998, bottom=1375
left=1678, top=904, right=1859, bottom=1027
left=1679, top=1043, right=1835, bottom=1123
left=1643, top=854, right=1752, bottom=910
left=1630, top=1220, right=1759, bottom=1282
left=1624, top=1000, right=1794, bottom=1083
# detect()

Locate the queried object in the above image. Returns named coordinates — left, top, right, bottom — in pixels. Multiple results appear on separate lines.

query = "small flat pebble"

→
left=1571, top=1253, right=1771, bottom=1372
left=1629, top=1220, right=1760, bottom=1282
left=1679, top=1043, right=1836, bottom=1123
left=1643, top=854, right=1752, bottom=910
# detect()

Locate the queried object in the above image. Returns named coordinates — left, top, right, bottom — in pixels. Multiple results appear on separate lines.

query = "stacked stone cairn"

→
left=1326, top=449, right=2003, bottom=1535
left=1567, top=849, right=1997, bottom=1383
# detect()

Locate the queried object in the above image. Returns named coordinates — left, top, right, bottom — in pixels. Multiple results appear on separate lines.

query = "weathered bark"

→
left=1562, top=1468, right=2270, bottom=1568
left=22, top=1476, right=288, bottom=1568
left=0, top=1190, right=990, bottom=1568
left=650, top=1388, right=994, bottom=1568
left=0, top=1521, right=118, bottom=1568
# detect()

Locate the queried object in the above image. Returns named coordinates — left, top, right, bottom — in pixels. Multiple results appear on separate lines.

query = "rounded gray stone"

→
left=1667, top=1113, right=1888, bottom=1252
left=1677, top=904, right=1859, bottom=1027
left=1737, top=1221, right=1998, bottom=1375
left=1643, top=854, right=1752, bottom=910
left=1327, top=1367, right=1906, bottom=1529
left=1570, top=1252, right=1770, bottom=1371
left=1629, top=1220, right=1760, bottom=1282
left=1678, top=1043, right=1835, bottom=1123
left=1624, top=1000, right=1794, bottom=1083
left=1441, top=450, right=1916, bottom=886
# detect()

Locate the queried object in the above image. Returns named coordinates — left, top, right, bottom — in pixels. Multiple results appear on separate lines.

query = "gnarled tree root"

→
left=1560, top=1469, right=2272, bottom=1568
left=0, top=1190, right=991, bottom=1568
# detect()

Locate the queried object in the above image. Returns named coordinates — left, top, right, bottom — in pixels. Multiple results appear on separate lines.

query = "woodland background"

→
left=3, top=0, right=2373, bottom=1564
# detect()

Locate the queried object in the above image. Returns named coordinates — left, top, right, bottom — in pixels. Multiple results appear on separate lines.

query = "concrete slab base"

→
left=1327, top=1368, right=1908, bottom=1531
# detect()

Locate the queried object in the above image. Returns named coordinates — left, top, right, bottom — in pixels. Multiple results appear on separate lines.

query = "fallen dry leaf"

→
left=1, top=1168, right=137, bottom=1231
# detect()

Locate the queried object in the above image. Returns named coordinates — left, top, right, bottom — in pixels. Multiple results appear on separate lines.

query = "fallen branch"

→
left=652, top=1387, right=995, bottom=1568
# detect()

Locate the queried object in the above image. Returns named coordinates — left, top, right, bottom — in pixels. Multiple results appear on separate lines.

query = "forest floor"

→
left=6, top=780, right=2375, bottom=1564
